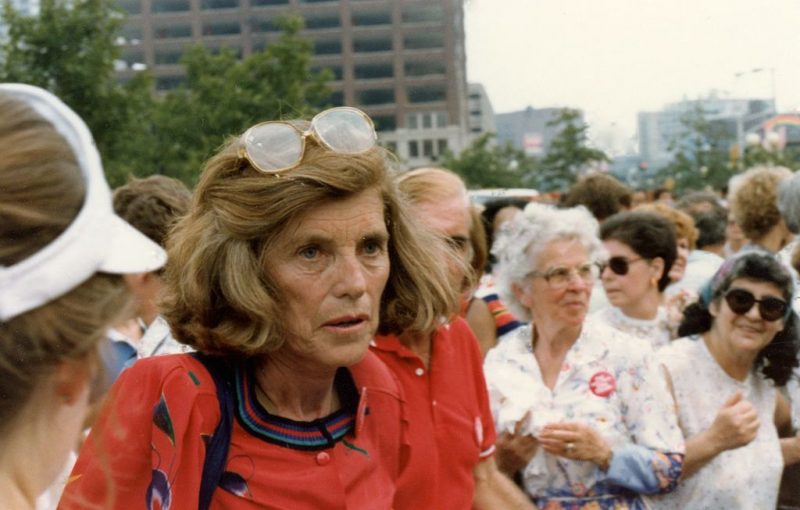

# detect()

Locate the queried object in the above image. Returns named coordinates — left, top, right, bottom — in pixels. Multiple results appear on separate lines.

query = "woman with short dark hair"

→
left=594, top=211, right=677, bottom=347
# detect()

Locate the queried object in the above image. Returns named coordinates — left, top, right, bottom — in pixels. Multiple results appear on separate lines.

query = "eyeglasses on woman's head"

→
left=238, top=107, right=377, bottom=174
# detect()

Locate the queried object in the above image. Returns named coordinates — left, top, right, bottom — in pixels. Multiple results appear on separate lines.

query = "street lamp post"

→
left=733, top=68, right=778, bottom=169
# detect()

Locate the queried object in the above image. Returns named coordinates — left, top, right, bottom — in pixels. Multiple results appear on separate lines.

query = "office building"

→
left=637, top=94, right=775, bottom=171
left=494, top=106, right=573, bottom=158
left=115, top=0, right=469, bottom=166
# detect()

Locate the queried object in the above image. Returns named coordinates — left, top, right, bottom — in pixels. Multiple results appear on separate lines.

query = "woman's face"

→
left=515, top=238, right=593, bottom=328
left=669, top=237, right=690, bottom=283
left=266, top=188, right=390, bottom=371
left=711, top=277, right=785, bottom=357
left=601, top=239, right=663, bottom=311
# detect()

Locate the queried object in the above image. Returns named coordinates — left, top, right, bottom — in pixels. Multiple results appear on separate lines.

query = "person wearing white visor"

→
left=0, top=84, right=166, bottom=510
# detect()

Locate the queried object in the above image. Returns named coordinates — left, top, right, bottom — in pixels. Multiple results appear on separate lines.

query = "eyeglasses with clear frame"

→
left=528, top=262, right=600, bottom=289
left=238, top=106, right=377, bottom=174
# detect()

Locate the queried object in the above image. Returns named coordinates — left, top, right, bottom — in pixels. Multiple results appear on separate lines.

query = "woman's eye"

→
left=363, top=241, right=381, bottom=255
left=299, top=246, right=319, bottom=260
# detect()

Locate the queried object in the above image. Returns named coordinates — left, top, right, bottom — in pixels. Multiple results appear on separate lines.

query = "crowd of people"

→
left=3, top=84, right=800, bottom=509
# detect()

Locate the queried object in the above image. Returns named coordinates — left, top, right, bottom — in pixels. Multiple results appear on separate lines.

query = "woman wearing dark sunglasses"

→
left=60, top=108, right=457, bottom=509
left=594, top=211, right=678, bottom=349
left=651, top=250, right=800, bottom=509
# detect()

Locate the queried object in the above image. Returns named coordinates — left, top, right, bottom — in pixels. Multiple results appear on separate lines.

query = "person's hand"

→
left=495, top=412, right=539, bottom=477
left=708, top=390, right=759, bottom=452
left=538, top=422, right=612, bottom=469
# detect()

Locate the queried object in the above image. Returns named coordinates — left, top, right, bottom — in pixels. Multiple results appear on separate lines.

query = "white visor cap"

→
left=0, top=84, right=167, bottom=321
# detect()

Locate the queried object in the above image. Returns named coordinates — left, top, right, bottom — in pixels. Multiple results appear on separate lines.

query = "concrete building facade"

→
left=494, top=106, right=571, bottom=158
left=115, top=0, right=469, bottom=167
left=637, top=95, right=775, bottom=171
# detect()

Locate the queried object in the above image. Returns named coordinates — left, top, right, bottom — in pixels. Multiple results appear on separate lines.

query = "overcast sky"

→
left=464, top=0, right=800, bottom=154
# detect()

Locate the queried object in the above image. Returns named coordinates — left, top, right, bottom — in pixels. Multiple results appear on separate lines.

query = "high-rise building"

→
left=115, top=0, right=468, bottom=166
left=467, top=82, right=495, bottom=139
left=637, top=95, right=775, bottom=171
left=494, top=106, right=572, bottom=158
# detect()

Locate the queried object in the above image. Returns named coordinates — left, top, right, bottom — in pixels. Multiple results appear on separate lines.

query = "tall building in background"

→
left=494, top=106, right=572, bottom=158
left=467, top=82, right=495, bottom=139
left=637, top=94, right=775, bottom=171
left=115, top=0, right=468, bottom=167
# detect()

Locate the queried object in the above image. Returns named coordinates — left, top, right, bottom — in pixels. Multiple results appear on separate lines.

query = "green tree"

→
left=659, top=104, right=734, bottom=192
left=0, top=0, right=154, bottom=185
left=149, top=16, right=332, bottom=183
left=440, top=133, right=533, bottom=188
left=536, top=108, right=609, bottom=192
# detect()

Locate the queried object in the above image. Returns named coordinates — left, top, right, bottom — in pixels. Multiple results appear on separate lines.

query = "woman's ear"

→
left=52, top=360, right=92, bottom=406
left=709, top=298, right=720, bottom=318
left=512, top=280, right=533, bottom=310
left=651, top=257, right=665, bottom=280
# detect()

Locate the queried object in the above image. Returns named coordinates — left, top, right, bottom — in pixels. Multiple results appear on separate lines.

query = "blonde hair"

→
left=0, top=94, right=131, bottom=431
left=160, top=136, right=456, bottom=355
left=635, top=202, right=699, bottom=249
left=396, top=166, right=475, bottom=291
left=730, top=165, right=793, bottom=242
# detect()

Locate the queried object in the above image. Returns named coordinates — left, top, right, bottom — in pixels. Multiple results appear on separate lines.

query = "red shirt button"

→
left=316, top=452, right=331, bottom=465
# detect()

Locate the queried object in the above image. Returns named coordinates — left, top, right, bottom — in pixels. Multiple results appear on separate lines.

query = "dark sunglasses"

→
left=600, top=256, right=645, bottom=276
left=723, top=288, right=788, bottom=322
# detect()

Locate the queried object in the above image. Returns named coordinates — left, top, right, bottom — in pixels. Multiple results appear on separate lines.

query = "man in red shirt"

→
left=371, top=168, right=536, bottom=509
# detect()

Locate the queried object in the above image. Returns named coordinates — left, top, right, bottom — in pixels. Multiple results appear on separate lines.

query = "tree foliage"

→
left=149, top=16, right=332, bottom=182
left=659, top=104, right=735, bottom=192
left=0, top=0, right=153, bottom=185
left=0, top=3, right=331, bottom=186
left=535, top=108, right=609, bottom=192
left=440, top=133, right=532, bottom=188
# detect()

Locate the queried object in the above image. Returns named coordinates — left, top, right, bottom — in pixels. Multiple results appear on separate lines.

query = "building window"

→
left=201, top=0, right=238, bottom=9
left=423, top=140, right=434, bottom=157
left=118, top=0, right=141, bottom=14
left=422, top=113, right=432, bottom=129
left=328, top=90, right=344, bottom=107
left=354, top=62, right=394, bottom=80
left=407, top=114, right=418, bottom=129
left=304, top=11, right=340, bottom=29
left=404, top=60, right=445, bottom=77
left=122, top=25, right=143, bottom=42
left=252, top=0, right=289, bottom=5
left=152, top=0, right=189, bottom=13
left=408, top=85, right=446, bottom=104
left=401, top=4, right=443, bottom=23
left=154, top=23, right=192, bottom=40
left=154, top=48, right=183, bottom=65
left=351, top=9, right=391, bottom=26
left=300, top=0, right=336, bottom=3
left=314, top=39, right=342, bottom=55
left=435, top=112, right=448, bottom=127
left=409, top=140, right=419, bottom=158
left=202, top=20, right=241, bottom=36
left=251, top=17, right=280, bottom=33
left=404, top=32, right=443, bottom=50
left=437, top=139, right=448, bottom=154
left=371, top=114, right=397, bottom=132
left=353, top=36, right=392, bottom=53
left=356, top=88, right=395, bottom=106
left=156, top=75, right=185, bottom=91
left=311, top=65, right=343, bottom=80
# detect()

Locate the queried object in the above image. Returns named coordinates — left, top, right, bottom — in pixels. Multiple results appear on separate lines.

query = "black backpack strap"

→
left=192, top=353, right=234, bottom=510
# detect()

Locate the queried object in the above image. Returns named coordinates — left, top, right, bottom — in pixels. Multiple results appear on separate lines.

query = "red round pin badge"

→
left=589, top=371, right=616, bottom=397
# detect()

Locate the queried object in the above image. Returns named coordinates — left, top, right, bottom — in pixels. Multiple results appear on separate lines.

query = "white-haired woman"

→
left=484, top=203, right=685, bottom=509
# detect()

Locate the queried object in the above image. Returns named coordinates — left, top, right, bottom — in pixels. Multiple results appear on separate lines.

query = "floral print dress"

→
left=483, top=317, right=684, bottom=509
left=651, top=336, right=783, bottom=509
